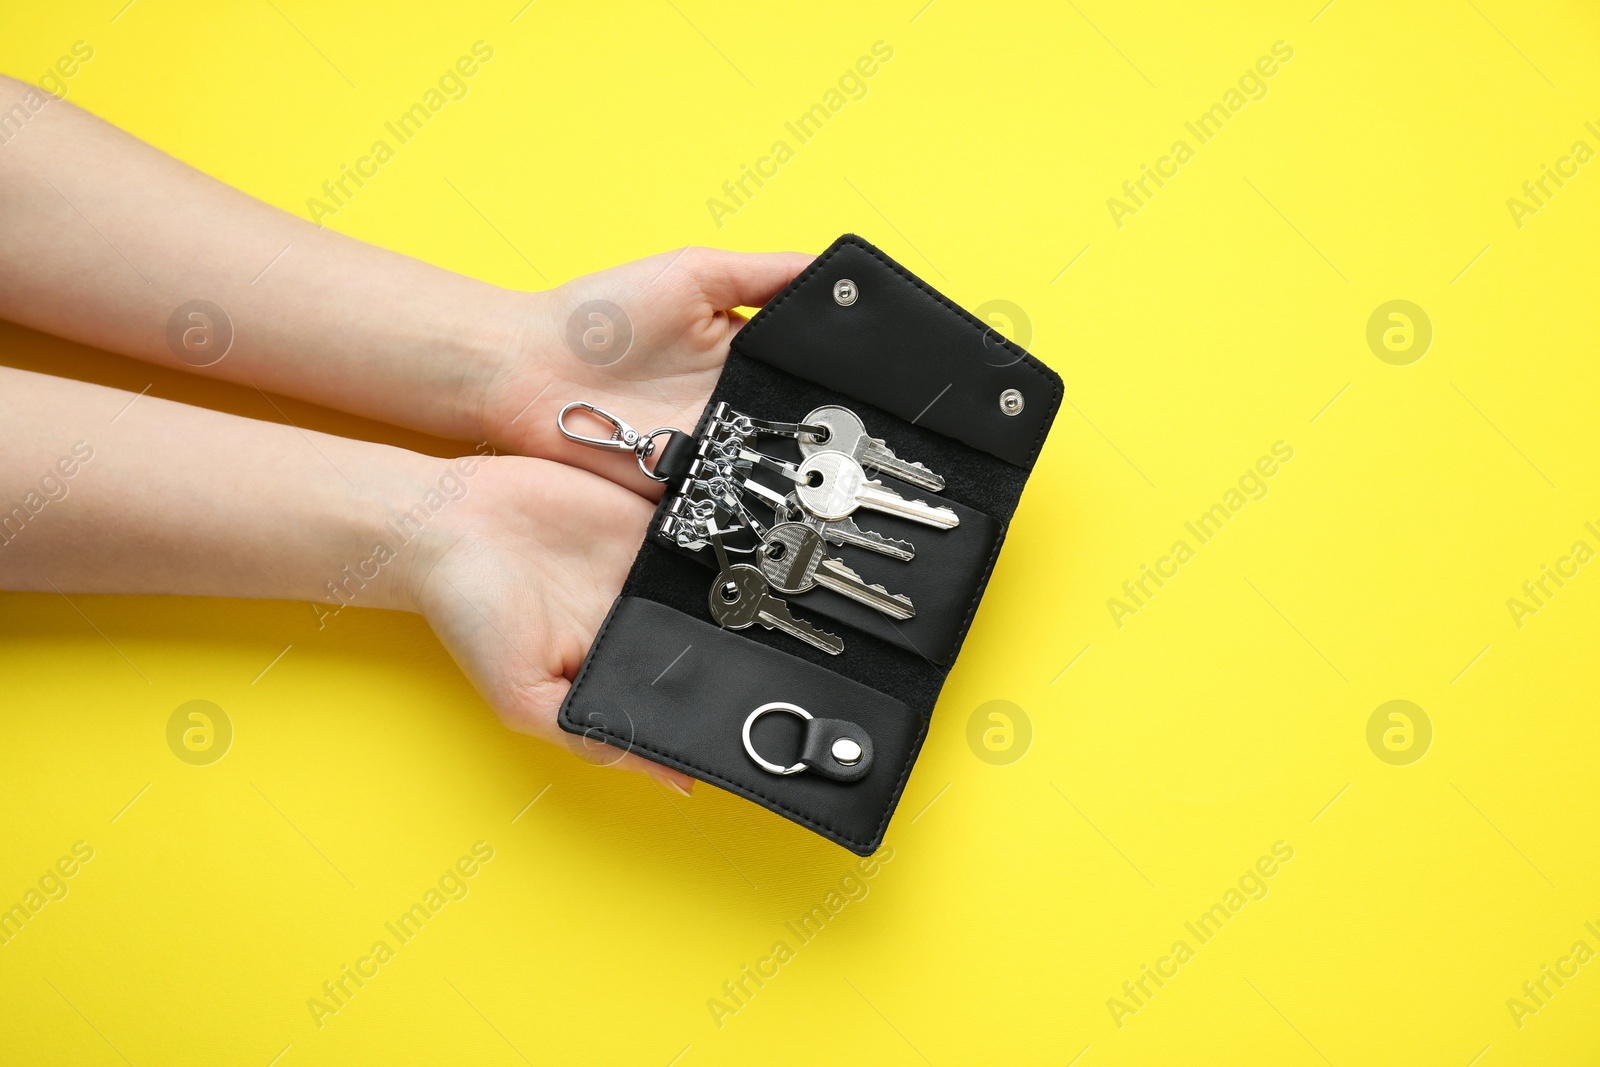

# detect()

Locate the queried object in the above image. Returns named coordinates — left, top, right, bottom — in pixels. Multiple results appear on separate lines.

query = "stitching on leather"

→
left=1025, top=366, right=1063, bottom=466
left=575, top=716, right=922, bottom=851
left=732, top=241, right=848, bottom=347
left=573, top=234, right=1061, bottom=850
left=561, top=599, right=917, bottom=851
left=736, top=234, right=1063, bottom=469
left=954, top=518, right=1009, bottom=677
left=860, top=514, right=1006, bottom=844
left=561, top=595, right=618, bottom=718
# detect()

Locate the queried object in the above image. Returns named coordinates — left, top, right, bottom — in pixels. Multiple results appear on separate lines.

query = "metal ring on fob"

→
left=742, top=702, right=812, bottom=775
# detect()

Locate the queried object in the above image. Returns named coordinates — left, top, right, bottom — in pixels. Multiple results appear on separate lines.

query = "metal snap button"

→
left=999, top=388, right=1024, bottom=416
left=832, top=279, right=858, bottom=306
left=831, top=737, right=863, bottom=766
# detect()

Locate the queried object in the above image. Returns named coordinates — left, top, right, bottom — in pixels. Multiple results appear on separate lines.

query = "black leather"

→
left=651, top=429, right=698, bottom=484
left=731, top=235, right=1059, bottom=470
left=558, top=234, right=1061, bottom=856
left=800, top=716, right=874, bottom=782
left=560, top=597, right=919, bottom=855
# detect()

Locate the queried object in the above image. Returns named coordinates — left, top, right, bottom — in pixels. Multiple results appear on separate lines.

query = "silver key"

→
left=795, top=451, right=960, bottom=529
left=757, top=523, right=914, bottom=620
left=778, top=492, right=917, bottom=561
left=817, top=513, right=916, bottom=561
left=708, top=564, right=845, bottom=655
left=800, top=405, right=945, bottom=492
left=705, top=528, right=843, bottom=655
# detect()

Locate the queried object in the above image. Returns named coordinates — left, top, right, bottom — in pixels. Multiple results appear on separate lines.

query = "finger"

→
left=497, top=674, right=573, bottom=737
left=557, top=726, right=696, bottom=794
left=683, top=249, right=814, bottom=311
left=494, top=641, right=695, bottom=796
left=616, top=751, right=697, bottom=796
left=539, top=426, right=669, bottom=503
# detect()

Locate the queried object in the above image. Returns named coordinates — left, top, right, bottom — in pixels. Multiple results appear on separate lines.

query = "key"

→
left=779, top=491, right=917, bottom=560
left=708, top=564, right=846, bottom=655
left=800, top=405, right=945, bottom=492
left=706, top=527, right=844, bottom=655
left=816, top=512, right=917, bottom=562
left=794, top=451, right=960, bottom=529
left=758, top=523, right=914, bottom=620
left=776, top=492, right=917, bottom=561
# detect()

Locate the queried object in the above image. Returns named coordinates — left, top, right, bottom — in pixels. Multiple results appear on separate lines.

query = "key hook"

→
left=557, top=401, right=676, bottom=482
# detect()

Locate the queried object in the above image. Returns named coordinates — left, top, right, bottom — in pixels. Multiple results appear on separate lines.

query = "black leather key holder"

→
left=558, top=234, right=1061, bottom=855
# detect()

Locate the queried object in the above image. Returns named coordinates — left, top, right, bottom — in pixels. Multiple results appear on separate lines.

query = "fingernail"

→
left=644, top=766, right=693, bottom=795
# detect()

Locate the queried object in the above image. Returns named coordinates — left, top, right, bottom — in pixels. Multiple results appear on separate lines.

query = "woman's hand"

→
left=0, top=366, right=695, bottom=792
left=410, top=452, right=695, bottom=792
left=480, top=246, right=812, bottom=496
left=0, top=76, right=808, bottom=495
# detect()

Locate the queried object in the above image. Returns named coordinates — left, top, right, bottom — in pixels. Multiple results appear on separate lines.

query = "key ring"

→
left=556, top=401, right=677, bottom=482
left=742, top=702, right=813, bottom=775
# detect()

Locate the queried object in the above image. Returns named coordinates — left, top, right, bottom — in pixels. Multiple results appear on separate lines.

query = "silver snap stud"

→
left=831, top=737, right=863, bottom=765
left=832, top=279, right=858, bottom=306
left=999, top=388, right=1024, bottom=416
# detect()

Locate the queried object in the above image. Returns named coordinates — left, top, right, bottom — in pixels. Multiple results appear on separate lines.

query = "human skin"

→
left=0, top=73, right=812, bottom=496
left=0, top=71, right=815, bottom=788
left=0, top=365, right=690, bottom=790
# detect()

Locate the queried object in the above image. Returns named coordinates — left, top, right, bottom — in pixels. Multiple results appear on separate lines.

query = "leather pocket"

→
left=559, top=596, right=924, bottom=856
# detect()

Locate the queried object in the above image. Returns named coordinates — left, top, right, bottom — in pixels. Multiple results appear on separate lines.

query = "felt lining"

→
left=619, top=349, right=1024, bottom=715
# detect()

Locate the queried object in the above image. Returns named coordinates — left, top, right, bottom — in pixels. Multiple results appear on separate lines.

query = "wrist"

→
left=300, top=447, right=476, bottom=621
left=378, top=449, right=501, bottom=616
left=465, top=286, right=562, bottom=449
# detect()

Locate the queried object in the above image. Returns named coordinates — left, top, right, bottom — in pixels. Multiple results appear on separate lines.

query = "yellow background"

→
left=3, top=0, right=1599, bottom=1063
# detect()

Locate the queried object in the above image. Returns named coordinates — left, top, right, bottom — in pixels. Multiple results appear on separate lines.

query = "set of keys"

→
left=557, top=397, right=956, bottom=655
left=667, top=403, right=958, bottom=655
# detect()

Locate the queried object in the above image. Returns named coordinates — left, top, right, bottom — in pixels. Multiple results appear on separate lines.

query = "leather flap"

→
left=730, top=234, right=1061, bottom=470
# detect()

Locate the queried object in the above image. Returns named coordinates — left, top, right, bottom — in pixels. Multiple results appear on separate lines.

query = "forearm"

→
left=0, top=74, right=525, bottom=443
left=0, top=365, right=444, bottom=610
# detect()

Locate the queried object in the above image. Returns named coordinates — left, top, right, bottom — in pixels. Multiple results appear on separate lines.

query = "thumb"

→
left=682, top=249, right=814, bottom=311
